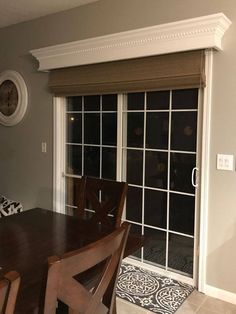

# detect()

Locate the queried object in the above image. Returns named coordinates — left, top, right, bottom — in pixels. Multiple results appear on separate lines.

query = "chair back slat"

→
left=58, top=276, right=91, bottom=312
left=0, top=271, right=20, bottom=314
left=77, top=176, right=128, bottom=228
left=62, top=227, right=125, bottom=277
left=44, top=222, right=130, bottom=314
left=0, top=279, right=8, bottom=312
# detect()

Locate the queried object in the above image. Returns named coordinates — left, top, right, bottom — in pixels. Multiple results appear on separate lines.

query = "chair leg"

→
left=110, top=302, right=117, bottom=314
left=104, top=275, right=118, bottom=314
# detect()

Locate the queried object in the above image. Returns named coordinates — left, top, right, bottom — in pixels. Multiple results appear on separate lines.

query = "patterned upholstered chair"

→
left=0, top=195, right=23, bottom=218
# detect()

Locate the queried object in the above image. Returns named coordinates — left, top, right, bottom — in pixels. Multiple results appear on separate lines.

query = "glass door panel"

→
left=102, top=147, right=117, bottom=180
left=146, top=90, right=170, bottom=110
left=144, top=228, right=167, bottom=268
left=169, top=193, right=195, bottom=235
left=126, top=186, right=142, bottom=223
left=123, top=88, right=199, bottom=279
left=170, top=153, right=196, bottom=194
left=168, top=233, right=194, bottom=275
left=146, top=112, right=169, bottom=149
left=144, top=189, right=167, bottom=229
left=65, top=94, right=118, bottom=213
left=171, top=111, right=197, bottom=151
left=145, top=151, right=168, bottom=189
left=67, top=145, right=82, bottom=175
left=64, top=89, right=200, bottom=281
left=126, top=149, right=143, bottom=185
left=126, top=112, right=144, bottom=147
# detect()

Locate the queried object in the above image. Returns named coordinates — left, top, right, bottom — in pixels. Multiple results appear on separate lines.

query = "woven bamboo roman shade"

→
left=49, top=50, right=205, bottom=96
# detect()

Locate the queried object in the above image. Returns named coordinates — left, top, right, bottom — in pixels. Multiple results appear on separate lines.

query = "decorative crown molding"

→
left=30, top=13, right=231, bottom=71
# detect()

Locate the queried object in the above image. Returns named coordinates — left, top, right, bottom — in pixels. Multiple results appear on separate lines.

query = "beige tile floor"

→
left=117, top=290, right=236, bottom=314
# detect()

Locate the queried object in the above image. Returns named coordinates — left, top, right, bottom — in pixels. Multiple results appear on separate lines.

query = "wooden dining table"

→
left=0, top=208, right=143, bottom=313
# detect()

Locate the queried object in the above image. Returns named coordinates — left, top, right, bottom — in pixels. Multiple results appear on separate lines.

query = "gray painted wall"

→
left=0, top=0, right=236, bottom=294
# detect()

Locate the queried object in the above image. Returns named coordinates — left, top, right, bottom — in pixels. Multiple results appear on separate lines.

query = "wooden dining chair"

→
left=43, top=222, right=130, bottom=314
left=76, top=176, right=128, bottom=228
left=0, top=271, right=20, bottom=314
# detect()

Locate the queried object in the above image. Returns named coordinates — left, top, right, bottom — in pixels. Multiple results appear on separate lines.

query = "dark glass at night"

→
left=144, top=189, right=167, bottom=228
left=126, top=186, right=142, bottom=223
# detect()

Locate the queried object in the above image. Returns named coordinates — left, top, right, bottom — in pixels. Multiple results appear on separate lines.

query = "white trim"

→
left=30, top=13, right=231, bottom=71
left=198, top=50, right=214, bottom=293
left=116, top=94, right=123, bottom=182
left=124, top=257, right=194, bottom=286
left=205, top=284, right=236, bottom=305
left=53, top=97, right=66, bottom=213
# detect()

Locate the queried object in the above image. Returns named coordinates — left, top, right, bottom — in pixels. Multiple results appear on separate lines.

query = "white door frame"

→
left=197, top=49, right=213, bottom=292
left=53, top=50, right=213, bottom=292
left=53, top=97, right=66, bottom=214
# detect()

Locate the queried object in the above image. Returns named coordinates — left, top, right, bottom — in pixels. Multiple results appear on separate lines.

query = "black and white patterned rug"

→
left=116, top=263, right=194, bottom=314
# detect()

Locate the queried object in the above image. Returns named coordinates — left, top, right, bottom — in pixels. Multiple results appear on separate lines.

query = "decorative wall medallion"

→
left=0, top=70, right=28, bottom=126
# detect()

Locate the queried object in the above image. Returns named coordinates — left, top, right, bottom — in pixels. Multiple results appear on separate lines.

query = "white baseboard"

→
left=205, top=284, right=236, bottom=305
left=124, top=258, right=236, bottom=306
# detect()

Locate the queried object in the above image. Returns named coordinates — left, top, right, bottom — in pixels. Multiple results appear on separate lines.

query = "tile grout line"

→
left=176, top=291, right=208, bottom=313
left=194, top=296, right=209, bottom=313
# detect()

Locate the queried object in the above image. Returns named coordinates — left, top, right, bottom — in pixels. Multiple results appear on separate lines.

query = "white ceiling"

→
left=0, top=0, right=99, bottom=29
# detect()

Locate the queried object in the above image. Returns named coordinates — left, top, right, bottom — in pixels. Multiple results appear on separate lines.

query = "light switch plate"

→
left=217, top=154, right=234, bottom=171
left=42, top=142, right=47, bottom=153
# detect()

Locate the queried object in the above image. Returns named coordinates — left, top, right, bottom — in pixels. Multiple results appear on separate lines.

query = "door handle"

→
left=191, top=167, right=198, bottom=188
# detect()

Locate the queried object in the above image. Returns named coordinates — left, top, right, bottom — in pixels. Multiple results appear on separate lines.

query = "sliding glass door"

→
left=64, top=88, right=201, bottom=282
left=122, top=89, right=199, bottom=280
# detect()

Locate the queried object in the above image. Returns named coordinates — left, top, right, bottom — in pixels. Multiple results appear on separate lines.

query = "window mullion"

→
left=141, top=92, right=147, bottom=263
left=116, top=94, right=124, bottom=181
left=82, top=96, right=84, bottom=176
left=100, top=95, right=102, bottom=179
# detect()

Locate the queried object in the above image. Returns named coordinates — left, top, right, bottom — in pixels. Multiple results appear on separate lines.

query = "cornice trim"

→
left=30, top=13, right=231, bottom=71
